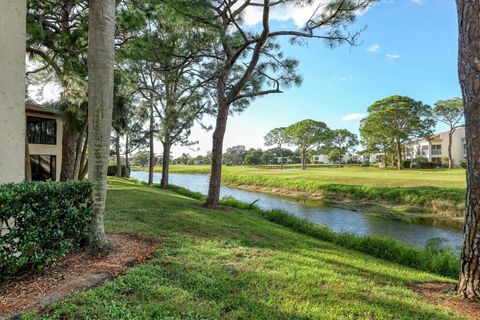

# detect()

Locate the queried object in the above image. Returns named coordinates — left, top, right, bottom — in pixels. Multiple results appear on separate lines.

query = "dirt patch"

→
left=411, top=282, right=480, bottom=319
left=0, top=233, right=157, bottom=319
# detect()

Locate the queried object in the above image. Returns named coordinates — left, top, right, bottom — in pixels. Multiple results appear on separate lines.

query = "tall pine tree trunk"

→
left=301, top=149, right=307, bottom=170
left=125, top=134, right=130, bottom=178
left=87, top=0, right=116, bottom=250
left=396, top=140, right=403, bottom=170
left=148, top=103, right=154, bottom=185
left=206, top=99, right=229, bottom=206
left=160, top=139, right=171, bottom=189
left=115, top=133, right=122, bottom=177
left=457, top=0, right=480, bottom=299
left=279, top=145, right=283, bottom=170
left=448, top=130, right=454, bottom=169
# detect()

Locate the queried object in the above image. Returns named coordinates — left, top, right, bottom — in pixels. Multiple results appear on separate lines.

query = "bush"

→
left=403, top=160, right=411, bottom=169
left=0, top=180, right=93, bottom=278
left=107, top=165, right=130, bottom=177
left=460, top=160, right=467, bottom=169
left=419, top=162, right=439, bottom=169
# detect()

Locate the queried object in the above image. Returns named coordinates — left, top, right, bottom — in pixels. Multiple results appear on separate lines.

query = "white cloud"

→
left=342, top=113, right=365, bottom=121
left=411, top=0, right=425, bottom=4
left=338, top=75, right=353, bottom=81
left=367, top=44, right=381, bottom=53
left=386, top=53, right=401, bottom=60
left=241, top=1, right=370, bottom=28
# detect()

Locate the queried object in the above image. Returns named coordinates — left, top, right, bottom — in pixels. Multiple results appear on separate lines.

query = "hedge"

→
left=107, top=165, right=130, bottom=177
left=0, top=180, right=93, bottom=278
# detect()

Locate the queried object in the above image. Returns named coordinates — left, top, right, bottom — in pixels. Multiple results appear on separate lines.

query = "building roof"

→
left=25, top=102, right=59, bottom=116
left=407, top=125, right=465, bottom=144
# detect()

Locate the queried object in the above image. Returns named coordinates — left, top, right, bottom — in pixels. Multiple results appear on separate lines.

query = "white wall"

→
left=0, top=1, right=26, bottom=184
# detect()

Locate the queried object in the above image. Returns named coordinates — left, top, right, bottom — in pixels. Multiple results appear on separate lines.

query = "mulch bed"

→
left=411, top=282, right=480, bottom=319
left=0, top=233, right=157, bottom=319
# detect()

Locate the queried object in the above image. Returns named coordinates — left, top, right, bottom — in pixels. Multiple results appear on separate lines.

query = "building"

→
left=405, top=126, right=466, bottom=167
left=26, top=103, right=63, bottom=181
left=273, top=156, right=292, bottom=164
left=312, top=154, right=351, bottom=164
left=0, top=1, right=26, bottom=184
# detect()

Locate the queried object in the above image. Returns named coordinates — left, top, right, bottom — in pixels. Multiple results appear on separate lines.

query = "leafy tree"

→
left=261, top=153, right=274, bottom=165
left=87, top=0, right=116, bottom=250
left=360, top=96, right=434, bottom=170
left=285, top=120, right=330, bottom=170
left=172, top=0, right=374, bottom=205
left=111, top=72, right=132, bottom=177
left=325, top=129, right=358, bottom=166
left=327, top=149, right=342, bottom=164
left=433, top=98, right=464, bottom=169
left=264, top=127, right=287, bottom=169
left=27, top=0, right=89, bottom=180
left=244, top=149, right=263, bottom=165
left=131, top=151, right=150, bottom=168
left=119, top=1, right=215, bottom=188
left=456, top=1, right=480, bottom=298
left=223, top=145, right=247, bottom=166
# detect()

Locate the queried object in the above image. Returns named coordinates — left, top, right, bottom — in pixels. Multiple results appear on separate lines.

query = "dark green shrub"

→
left=403, top=160, right=411, bottom=169
left=460, top=160, right=467, bottom=169
left=107, top=165, right=130, bottom=177
left=419, top=162, right=439, bottom=169
left=0, top=180, right=93, bottom=278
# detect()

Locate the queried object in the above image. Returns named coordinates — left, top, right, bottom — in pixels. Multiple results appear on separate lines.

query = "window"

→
left=431, top=145, right=442, bottom=155
left=421, top=145, right=429, bottom=156
left=431, top=157, right=442, bottom=164
left=27, top=116, right=57, bottom=145
left=30, top=155, right=56, bottom=181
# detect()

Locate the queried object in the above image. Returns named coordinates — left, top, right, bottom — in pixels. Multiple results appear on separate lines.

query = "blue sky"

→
left=171, top=0, right=461, bottom=157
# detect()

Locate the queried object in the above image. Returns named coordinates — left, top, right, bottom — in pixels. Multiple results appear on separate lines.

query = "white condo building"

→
left=405, top=126, right=466, bottom=167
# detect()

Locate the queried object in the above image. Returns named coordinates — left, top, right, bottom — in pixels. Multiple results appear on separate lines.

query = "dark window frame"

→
left=27, top=116, right=57, bottom=145
left=30, top=155, right=56, bottom=181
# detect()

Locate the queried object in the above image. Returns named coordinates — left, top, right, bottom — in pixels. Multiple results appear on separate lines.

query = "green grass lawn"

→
left=158, top=165, right=467, bottom=189
left=25, top=178, right=464, bottom=319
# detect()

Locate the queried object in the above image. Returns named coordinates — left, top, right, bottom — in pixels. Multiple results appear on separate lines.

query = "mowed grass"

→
left=24, top=178, right=464, bottom=319
left=161, top=165, right=467, bottom=189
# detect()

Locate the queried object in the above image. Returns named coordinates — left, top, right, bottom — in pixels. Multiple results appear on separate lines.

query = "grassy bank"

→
left=137, top=165, right=466, bottom=218
left=25, top=178, right=463, bottom=319
left=169, top=184, right=460, bottom=278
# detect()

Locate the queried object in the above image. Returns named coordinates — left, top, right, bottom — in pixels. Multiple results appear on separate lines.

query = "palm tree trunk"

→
left=73, top=120, right=87, bottom=180
left=87, top=0, right=116, bottom=250
left=78, top=132, right=88, bottom=180
left=60, top=120, right=77, bottom=181
left=457, top=0, right=480, bottom=299
left=160, top=139, right=171, bottom=189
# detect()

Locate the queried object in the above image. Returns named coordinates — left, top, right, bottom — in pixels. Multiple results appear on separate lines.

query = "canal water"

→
left=131, top=171, right=464, bottom=250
